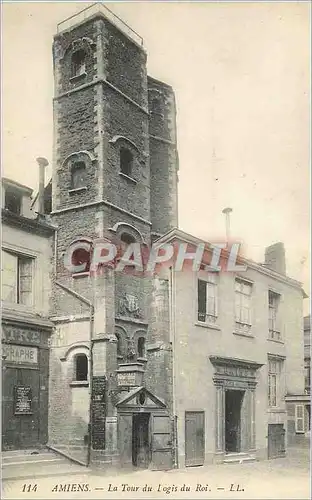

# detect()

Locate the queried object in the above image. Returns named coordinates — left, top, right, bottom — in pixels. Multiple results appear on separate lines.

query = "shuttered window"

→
left=295, top=405, right=305, bottom=433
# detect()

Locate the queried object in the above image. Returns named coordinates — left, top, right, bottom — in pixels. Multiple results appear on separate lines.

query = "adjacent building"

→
left=1, top=177, right=55, bottom=450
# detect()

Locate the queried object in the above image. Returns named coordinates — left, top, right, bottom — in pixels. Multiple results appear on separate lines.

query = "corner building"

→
left=49, top=5, right=178, bottom=469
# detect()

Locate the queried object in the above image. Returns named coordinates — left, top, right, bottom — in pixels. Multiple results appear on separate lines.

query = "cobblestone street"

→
left=2, top=448, right=310, bottom=500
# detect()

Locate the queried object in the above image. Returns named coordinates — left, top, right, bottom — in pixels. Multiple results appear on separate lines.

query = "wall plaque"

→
left=3, top=345, right=38, bottom=364
left=91, top=376, right=106, bottom=450
left=14, top=386, right=32, bottom=415
left=117, top=372, right=136, bottom=386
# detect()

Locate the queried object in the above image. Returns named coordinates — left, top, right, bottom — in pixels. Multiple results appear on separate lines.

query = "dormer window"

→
left=71, top=162, right=86, bottom=190
left=5, top=188, right=22, bottom=215
left=120, top=148, right=133, bottom=177
left=71, top=49, right=86, bottom=78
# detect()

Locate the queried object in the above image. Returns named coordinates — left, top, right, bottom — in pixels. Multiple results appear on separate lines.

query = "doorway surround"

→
left=209, top=356, right=263, bottom=459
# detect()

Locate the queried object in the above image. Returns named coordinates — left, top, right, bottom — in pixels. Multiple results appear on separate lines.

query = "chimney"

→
left=222, top=207, right=233, bottom=241
left=36, top=157, right=49, bottom=216
left=264, top=242, right=286, bottom=275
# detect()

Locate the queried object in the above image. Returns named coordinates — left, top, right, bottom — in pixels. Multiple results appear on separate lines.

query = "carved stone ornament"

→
left=126, top=338, right=136, bottom=361
left=118, top=294, right=142, bottom=318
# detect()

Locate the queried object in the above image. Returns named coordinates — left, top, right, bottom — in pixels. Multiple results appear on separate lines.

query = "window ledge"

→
left=68, top=186, right=88, bottom=194
left=267, top=408, right=286, bottom=413
left=119, top=172, right=137, bottom=184
left=72, top=271, right=90, bottom=279
left=267, top=338, right=284, bottom=344
left=70, top=381, right=89, bottom=388
left=195, top=321, right=221, bottom=331
left=233, top=331, right=254, bottom=339
left=137, top=357, right=147, bottom=363
left=70, top=72, right=87, bottom=82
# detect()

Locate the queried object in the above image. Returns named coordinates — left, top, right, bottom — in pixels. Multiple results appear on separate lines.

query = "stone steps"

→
left=223, top=452, right=256, bottom=464
left=2, top=448, right=86, bottom=480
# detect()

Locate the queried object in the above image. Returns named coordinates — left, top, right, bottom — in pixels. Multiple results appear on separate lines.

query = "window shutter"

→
left=295, top=405, right=305, bottom=433
left=197, top=280, right=207, bottom=322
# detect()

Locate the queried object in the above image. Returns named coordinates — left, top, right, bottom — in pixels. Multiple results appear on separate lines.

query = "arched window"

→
left=71, top=49, right=86, bottom=77
left=75, top=354, right=88, bottom=381
left=138, top=337, right=146, bottom=358
left=71, top=162, right=86, bottom=189
left=120, top=148, right=133, bottom=177
left=71, top=243, right=91, bottom=274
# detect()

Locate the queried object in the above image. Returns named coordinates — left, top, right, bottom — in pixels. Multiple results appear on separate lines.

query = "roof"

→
left=2, top=208, right=56, bottom=236
left=2, top=177, right=33, bottom=195
left=156, top=227, right=305, bottom=292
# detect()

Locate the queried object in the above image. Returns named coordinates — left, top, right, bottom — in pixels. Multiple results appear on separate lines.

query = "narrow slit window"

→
left=75, top=354, right=88, bottom=381
left=138, top=337, right=146, bottom=358
left=71, top=49, right=86, bottom=77
left=120, top=148, right=133, bottom=177
left=71, top=162, right=87, bottom=189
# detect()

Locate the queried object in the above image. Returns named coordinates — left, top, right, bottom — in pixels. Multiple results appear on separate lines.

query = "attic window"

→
left=71, top=49, right=86, bottom=78
left=120, top=148, right=133, bottom=177
left=5, top=188, right=22, bottom=215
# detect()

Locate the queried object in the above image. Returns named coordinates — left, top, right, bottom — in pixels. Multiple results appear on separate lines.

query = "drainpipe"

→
left=54, top=280, right=94, bottom=467
left=169, top=266, right=178, bottom=468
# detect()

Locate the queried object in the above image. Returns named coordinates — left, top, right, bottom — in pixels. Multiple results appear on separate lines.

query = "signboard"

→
left=117, top=372, right=136, bottom=386
left=91, top=376, right=106, bottom=450
left=14, top=386, right=32, bottom=415
left=3, top=345, right=38, bottom=364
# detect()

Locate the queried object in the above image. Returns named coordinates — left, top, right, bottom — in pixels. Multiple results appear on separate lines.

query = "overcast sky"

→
left=2, top=1, right=310, bottom=311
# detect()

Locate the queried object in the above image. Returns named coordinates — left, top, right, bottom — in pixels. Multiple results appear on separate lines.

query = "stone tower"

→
left=49, top=4, right=178, bottom=468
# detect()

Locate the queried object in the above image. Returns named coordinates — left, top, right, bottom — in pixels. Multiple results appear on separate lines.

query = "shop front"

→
left=2, top=319, right=52, bottom=450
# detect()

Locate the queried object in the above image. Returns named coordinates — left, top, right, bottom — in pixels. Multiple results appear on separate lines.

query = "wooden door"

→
left=2, top=367, right=40, bottom=449
left=150, top=414, right=172, bottom=470
left=185, top=411, right=205, bottom=466
left=268, top=424, right=286, bottom=459
left=118, top=413, right=133, bottom=467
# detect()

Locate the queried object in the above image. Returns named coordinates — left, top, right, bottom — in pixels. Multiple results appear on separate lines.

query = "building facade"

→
left=155, top=231, right=306, bottom=466
left=1, top=178, right=55, bottom=450
left=46, top=4, right=307, bottom=470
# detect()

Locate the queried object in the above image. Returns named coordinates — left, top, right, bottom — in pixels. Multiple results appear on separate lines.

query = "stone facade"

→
left=48, top=5, right=178, bottom=468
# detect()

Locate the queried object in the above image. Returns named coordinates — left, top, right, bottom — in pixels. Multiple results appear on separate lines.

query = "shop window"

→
left=75, top=354, right=88, bottom=381
left=138, top=337, right=146, bottom=358
left=71, top=49, right=86, bottom=77
left=1, top=250, right=33, bottom=306
left=120, top=148, right=133, bottom=177
left=71, top=162, right=87, bottom=190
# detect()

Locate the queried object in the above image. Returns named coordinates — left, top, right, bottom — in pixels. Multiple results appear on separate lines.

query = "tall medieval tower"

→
left=49, top=4, right=178, bottom=468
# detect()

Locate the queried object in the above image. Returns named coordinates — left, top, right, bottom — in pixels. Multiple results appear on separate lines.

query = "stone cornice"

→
left=2, top=209, right=56, bottom=237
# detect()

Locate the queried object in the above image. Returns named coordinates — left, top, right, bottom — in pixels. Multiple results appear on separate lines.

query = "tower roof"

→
left=56, top=3, right=143, bottom=48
